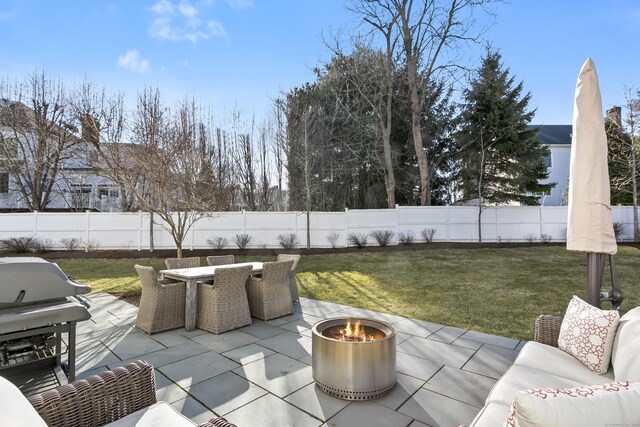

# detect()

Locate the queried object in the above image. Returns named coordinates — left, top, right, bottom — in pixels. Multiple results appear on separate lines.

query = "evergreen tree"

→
left=458, top=49, right=553, bottom=241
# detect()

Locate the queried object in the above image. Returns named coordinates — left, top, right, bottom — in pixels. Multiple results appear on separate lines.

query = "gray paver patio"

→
left=71, top=293, right=525, bottom=426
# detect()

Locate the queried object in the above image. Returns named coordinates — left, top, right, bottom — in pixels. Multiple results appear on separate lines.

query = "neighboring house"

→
left=531, top=124, right=572, bottom=206
left=0, top=100, right=124, bottom=212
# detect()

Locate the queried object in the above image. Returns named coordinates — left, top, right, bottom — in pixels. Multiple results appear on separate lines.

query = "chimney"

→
left=606, top=106, right=622, bottom=128
left=81, top=115, right=100, bottom=145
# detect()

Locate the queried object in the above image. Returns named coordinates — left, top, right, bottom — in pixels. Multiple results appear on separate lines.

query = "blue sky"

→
left=0, top=0, right=638, bottom=125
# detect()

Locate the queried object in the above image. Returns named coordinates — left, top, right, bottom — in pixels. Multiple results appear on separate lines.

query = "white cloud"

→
left=148, top=0, right=226, bottom=43
left=151, top=0, right=174, bottom=15
left=117, top=49, right=149, bottom=73
left=228, top=0, right=254, bottom=9
left=179, top=1, right=197, bottom=18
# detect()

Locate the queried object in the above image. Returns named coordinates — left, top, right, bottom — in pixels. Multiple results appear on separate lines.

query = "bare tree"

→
left=354, top=0, right=497, bottom=205
left=0, top=71, right=77, bottom=210
left=69, top=80, right=142, bottom=212
left=273, top=100, right=287, bottom=210
left=608, top=88, right=640, bottom=241
left=327, top=40, right=398, bottom=208
left=123, top=90, right=224, bottom=257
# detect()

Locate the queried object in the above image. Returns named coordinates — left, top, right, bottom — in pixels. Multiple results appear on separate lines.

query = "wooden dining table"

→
left=159, top=262, right=264, bottom=331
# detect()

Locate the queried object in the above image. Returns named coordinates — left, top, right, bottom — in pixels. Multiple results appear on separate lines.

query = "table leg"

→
left=185, top=278, right=198, bottom=331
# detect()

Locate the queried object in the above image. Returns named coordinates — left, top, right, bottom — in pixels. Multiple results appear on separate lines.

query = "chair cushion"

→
left=485, top=364, right=611, bottom=406
left=504, top=381, right=640, bottom=427
left=0, top=376, right=48, bottom=427
left=104, top=401, right=195, bottom=427
left=611, top=306, right=640, bottom=381
left=557, top=296, right=619, bottom=374
left=514, top=341, right=613, bottom=382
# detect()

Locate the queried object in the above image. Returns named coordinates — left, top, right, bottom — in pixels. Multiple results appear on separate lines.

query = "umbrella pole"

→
left=586, top=253, right=605, bottom=308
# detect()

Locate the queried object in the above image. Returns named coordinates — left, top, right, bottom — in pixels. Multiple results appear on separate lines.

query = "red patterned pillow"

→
left=557, top=295, right=619, bottom=373
left=504, top=382, right=640, bottom=427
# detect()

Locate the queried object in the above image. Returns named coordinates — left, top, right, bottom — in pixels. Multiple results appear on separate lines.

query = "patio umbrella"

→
left=567, top=58, right=621, bottom=308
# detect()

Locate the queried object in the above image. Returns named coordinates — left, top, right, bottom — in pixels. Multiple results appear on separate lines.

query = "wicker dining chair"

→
left=276, top=254, right=301, bottom=301
left=165, top=256, right=201, bottom=269
left=206, top=255, right=235, bottom=266
left=197, top=264, right=253, bottom=334
left=246, top=259, right=294, bottom=321
left=134, top=265, right=186, bottom=334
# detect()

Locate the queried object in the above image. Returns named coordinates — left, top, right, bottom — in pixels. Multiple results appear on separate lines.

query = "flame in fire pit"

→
left=323, top=319, right=385, bottom=342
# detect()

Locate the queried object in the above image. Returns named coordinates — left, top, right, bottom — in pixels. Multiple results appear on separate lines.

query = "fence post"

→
left=446, top=205, right=451, bottom=242
left=539, top=205, right=544, bottom=239
left=33, top=210, right=38, bottom=239
left=345, top=208, right=349, bottom=247
left=496, top=206, right=500, bottom=243
left=395, top=205, right=400, bottom=244
left=85, top=210, right=91, bottom=251
left=190, top=213, right=195, bottom=250
left=138, top=211, right=143, bottom=251
left=242, top=209, right=247, bottom=246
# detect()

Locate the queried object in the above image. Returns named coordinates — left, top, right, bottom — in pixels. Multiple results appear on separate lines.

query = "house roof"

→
left=529, top=124, right=572, bottom=145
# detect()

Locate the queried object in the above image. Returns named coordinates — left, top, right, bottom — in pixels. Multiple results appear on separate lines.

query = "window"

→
left=69, top=183, right=92, bottom=208
left=0, top=173, right=8, bottom=193
left=542, top=153, right=552, bottom=168
left=98, top=185, right=119, bottom=198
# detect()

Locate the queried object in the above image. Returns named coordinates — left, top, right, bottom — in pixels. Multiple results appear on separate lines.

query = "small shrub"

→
left=347, top=232, right=368, bottom=249
left=259, top=242, right=268, bottom=249
left=278, top=233, right=300, bottom=249
left=0, top=237, right=38, bottom=253
left=398, top=230, right=415, bottom=245
left=523, top=233, right=537, bottom=244
left=421, top=228, right=436, bottom=243
left=613, top=222, right=625, bottom=240
left=232, top=233, right=251, bottom=250
left=85, top=239, right=99, bottom=252
left=371, top=230, right=394, bottom=247
left=206, top=236, right=229, bottom=250
left=327, top=232, right=340, bottom=248
left=60, top=238, right=83, bottom=251
left=34, top=238, right=54, bottom=253
left=540, top=233, right=553, bottom=243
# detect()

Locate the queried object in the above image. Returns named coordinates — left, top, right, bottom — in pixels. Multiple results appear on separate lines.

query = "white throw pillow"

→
left=504, top=382, right=640, bottom=427
left=557, top=295, right=619, bottom=374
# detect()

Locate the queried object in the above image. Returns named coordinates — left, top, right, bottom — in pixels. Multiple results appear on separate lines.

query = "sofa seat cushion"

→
left=105, top=402, right=195, bottom=427
left=485, top=364, right=611, bottom=406
left=468, top=402, right=511, bottom=427
left=505, top=381, right=640, bottom=427
left=514, top=341, right=614, bottom=383
left=0, top=376, right=48, bottom=427
left=611, top=306, right=640, bottom=381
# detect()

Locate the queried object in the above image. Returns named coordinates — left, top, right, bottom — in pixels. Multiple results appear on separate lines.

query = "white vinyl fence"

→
left=0, top=206, right=636, bottom=250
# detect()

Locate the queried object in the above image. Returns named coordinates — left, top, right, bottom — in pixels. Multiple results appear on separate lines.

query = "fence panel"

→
left=0, top=206, right=636, bottom=250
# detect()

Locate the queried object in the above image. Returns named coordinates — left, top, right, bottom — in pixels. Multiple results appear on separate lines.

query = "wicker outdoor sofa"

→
left=467, top=304, right=640, bottom=426
left=0, top=360, right=237, bottom=427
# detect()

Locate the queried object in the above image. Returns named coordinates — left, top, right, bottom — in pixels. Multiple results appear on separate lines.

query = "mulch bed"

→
left=0, top=241, right=588, bottom=260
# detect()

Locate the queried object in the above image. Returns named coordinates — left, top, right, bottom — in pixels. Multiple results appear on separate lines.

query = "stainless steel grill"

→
left=0, top=257, right=91, bottom=391
left=312, top=318, right=396, bottom=400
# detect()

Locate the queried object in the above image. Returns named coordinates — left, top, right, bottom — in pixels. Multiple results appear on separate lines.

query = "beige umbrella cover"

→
left=567, top=57, right=617, bottom=255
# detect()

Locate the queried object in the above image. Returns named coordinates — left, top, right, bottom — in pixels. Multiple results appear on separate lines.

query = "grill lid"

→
left=0, top=257, right=91, bottom=308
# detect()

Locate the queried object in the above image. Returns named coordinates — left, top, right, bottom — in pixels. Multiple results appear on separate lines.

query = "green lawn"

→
left=52, top=245, right=640, bottom=340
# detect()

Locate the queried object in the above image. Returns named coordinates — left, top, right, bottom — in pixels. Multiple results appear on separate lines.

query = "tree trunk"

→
left=632, top=139, right=639, bottom=241
left=477, top=205, right=483, bottom=243
left=176, top=244, right=182, bottom=258
left=382, top=125, right=396, bottom=207
left=149, top=212, right=155, bottom=252
left=406, top=60, right=430, bottom=206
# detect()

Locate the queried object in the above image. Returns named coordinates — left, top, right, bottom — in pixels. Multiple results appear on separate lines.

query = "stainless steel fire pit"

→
left=312, top=317, right=396, bottom=400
